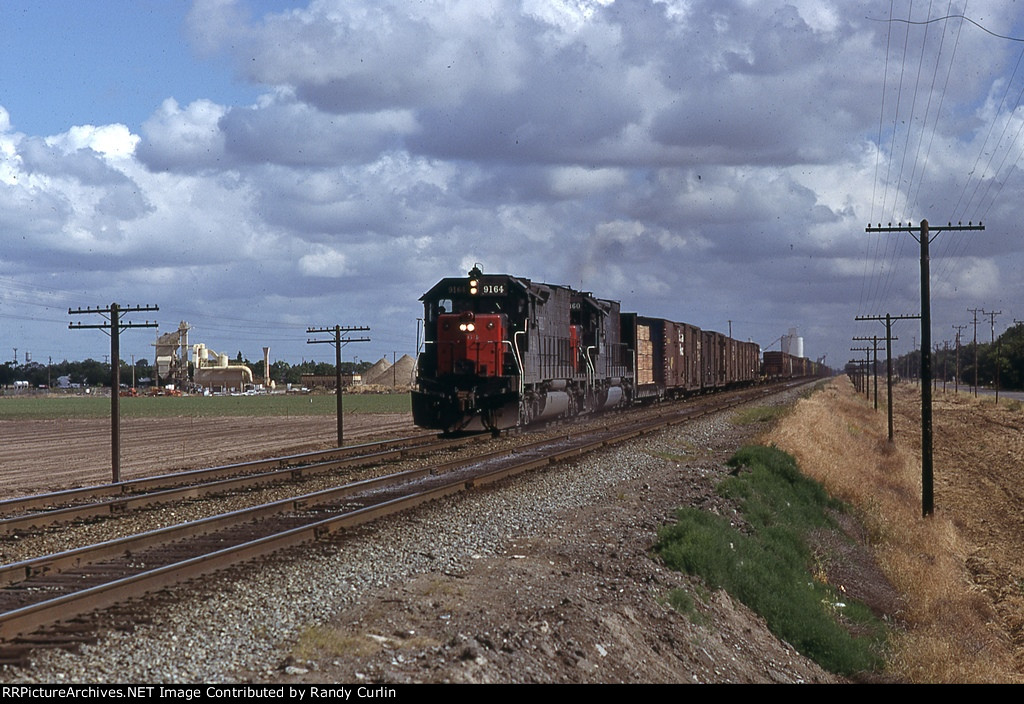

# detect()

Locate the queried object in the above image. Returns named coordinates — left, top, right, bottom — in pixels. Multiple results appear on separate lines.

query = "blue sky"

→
left=2, top=0, right=1024, bottom=373
left=0, top=2, right=264, bottom=135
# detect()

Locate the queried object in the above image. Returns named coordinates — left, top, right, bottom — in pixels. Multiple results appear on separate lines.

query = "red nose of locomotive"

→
left=437, top=311, right=506, bottom=377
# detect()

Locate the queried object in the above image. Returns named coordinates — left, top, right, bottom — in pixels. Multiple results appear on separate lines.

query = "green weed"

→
left=666, top=588, right=705, bottom=624
left=655, top=445, right=887, bottom=676
left=733, top=406, right=788, bottom=425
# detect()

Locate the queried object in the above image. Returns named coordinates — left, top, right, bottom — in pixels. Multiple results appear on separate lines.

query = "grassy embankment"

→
left=656, top=441, right=887, bottom=676
left=765, top=378, right=1019, bottom=682
left=656, top=378, right=1021, bottom=681
left=0, top=393, right=411, bottom=420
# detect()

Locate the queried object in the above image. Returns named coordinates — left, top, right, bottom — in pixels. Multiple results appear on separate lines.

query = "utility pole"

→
left=952, top=324, right=966, bottom=394
left=983, top=310, right=1002, bottom=403
left=852, top=336, right=882, bottom=410
left=847, top=359, right=866, bottom=393
left=856, top=313, right=911, bottom=443
left=866, top=219, right=984, bottom=517
left=942, top=341, right=948, bottom=392
left=851, top=346, right=872, bottom=401
left=69, top=303, right=159, bottom=483
left=968, top=308, right=982, bottom=398
left=307, top=325, right=370, bottom=446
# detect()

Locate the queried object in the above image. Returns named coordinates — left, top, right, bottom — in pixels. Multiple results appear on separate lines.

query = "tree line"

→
left=864, top=322, right=1024, bottom=391
left=0, top=356, right=376, bottom=389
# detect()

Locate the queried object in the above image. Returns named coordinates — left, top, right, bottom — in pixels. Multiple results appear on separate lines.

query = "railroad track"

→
left=0, top=432, right=477, bottom=537
left=0, top=381, right=802, bottom=663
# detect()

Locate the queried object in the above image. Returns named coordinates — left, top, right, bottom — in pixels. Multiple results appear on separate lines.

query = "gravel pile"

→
left=1, top=386, right=810, bottom=683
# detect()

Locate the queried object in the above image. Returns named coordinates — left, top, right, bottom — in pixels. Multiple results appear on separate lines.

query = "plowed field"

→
left=893, top=385, right=1024, bottom=670
left=0, top=413, right=416, bottom=500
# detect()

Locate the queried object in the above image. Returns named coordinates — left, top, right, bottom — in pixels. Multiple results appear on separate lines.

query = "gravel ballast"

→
left=1, top=385, right=837, bottom=684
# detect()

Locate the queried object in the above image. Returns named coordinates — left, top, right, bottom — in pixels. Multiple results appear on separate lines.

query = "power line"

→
left=869, top=13, right=1024, bottom=43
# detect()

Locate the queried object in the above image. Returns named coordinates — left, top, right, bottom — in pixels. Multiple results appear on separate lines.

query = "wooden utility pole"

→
left=968, top=308, right=982, bottom=398
left=853, top=335, right=885, bottom=411
left=307, top=325, right=370, bottom=446
left=866, top=219, right=984, bottom=517
left=69, top=303, right=159, bottom=483
left=983, top=310, right=1002, bottom=403
left=856, top=313, right=911, bottom=443
left=851, top=346, right=872, bottom=401
left=952, top=324, right=966, bottom=394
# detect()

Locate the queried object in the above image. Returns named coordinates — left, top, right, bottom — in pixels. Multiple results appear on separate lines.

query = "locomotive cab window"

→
left=426, top=299, right=455, bottom=324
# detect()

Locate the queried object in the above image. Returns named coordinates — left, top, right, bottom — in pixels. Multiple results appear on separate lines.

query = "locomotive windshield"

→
left=426, top=297, right=508, bottom=321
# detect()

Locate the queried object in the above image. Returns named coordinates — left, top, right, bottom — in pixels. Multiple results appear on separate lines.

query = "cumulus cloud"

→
left=19, top=137, right=132, bottom=185
left=49, top=124, right=139, bottom=159
left=137, top=98, right=228, bottom=171
left=220, top=101, right=417, bottom=166
left=5, top=1, right=1024, bottom=367
left=298, top=245, right=348, bottom=277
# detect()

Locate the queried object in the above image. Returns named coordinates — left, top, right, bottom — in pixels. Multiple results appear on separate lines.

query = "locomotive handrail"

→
left=504, top=339, right=524, bottom=395
left=585, top=345, right=597, bottom=385
left=512, top=322, right=528, bottom=396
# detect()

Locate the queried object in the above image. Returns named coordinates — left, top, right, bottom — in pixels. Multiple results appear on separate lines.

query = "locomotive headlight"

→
left=469, top=278, right=479, bottom=295
left=466, top=323, right=476, bottom=332
left=459, top=323, right=468, bottom=331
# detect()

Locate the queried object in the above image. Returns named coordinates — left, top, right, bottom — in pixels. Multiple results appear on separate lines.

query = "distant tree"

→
left=269, top=360, right=291, bottom=384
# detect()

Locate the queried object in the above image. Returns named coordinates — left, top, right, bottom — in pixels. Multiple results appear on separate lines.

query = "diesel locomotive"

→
left=412, top=267, right=764, bottom=433
left=412, top=267, right=630, bottom=432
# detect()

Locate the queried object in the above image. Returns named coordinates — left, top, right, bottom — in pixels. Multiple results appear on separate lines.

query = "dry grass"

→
left=291, top=624, right=441, bottom=662
left=765, top=377, right=1019, bottom=683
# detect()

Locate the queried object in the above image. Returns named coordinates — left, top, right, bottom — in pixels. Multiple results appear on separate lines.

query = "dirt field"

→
left=0, top=413, right=416, bottom=500
left=893, top=384, right=1024, bottom=670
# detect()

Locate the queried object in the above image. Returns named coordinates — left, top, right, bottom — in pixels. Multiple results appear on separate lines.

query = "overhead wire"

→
left=905, top=0, right=965, bottom=216
left=861, top=0, right=899, bottom=318
left=865, top=0, right=916, bottom=318
left=866, top=2, right=1024, bottom=336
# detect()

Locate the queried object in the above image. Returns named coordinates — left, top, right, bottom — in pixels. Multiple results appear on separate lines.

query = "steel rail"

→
left=0, top=434, right=482, bottom=534
left=0, top=413, right=685, bottom=588
left=0, top=432, right=439, bottom=517
left=0, top=381, right=808, bottom=646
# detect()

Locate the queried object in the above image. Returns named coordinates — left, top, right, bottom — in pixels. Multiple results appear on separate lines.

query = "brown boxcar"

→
left=622, top=315, right=756, bottom=399
left=762, top=350, right=818, bottom=379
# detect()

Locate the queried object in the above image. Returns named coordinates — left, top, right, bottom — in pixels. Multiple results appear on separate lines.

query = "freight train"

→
left=412, top=267, right=809, bottom=433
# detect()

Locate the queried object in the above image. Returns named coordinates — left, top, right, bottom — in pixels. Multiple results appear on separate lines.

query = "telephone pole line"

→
left=307, top=325, right=370, bottom=446
left=983, top=310, right=1003, bottom=403
left=952, top=324, right=967, bottom=394
left=852, top=336, right=882, bottom=410
left=856, top=313, right=912, bottom=442
left=866, top=219, right=984, bottom=517
left=968, top=308, right=983, bottom=398
left=851, top=346, right=872, bottom=400
left=69, top=302, right=159, bottom=483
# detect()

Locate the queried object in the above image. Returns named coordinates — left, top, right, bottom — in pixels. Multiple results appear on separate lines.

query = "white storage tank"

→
left=782, top=328, right=804, bottom=358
